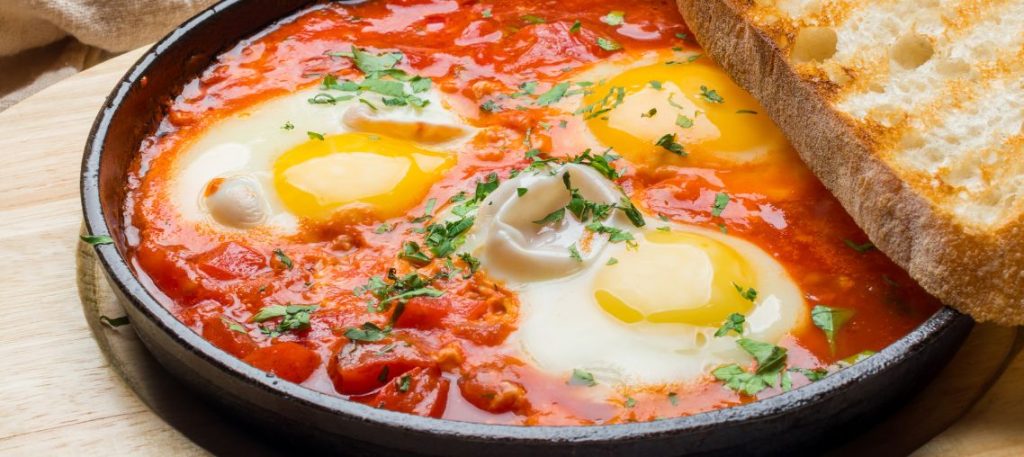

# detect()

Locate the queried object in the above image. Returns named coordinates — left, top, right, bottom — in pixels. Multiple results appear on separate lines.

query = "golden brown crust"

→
left=677, top=0, right=1024, bottom=325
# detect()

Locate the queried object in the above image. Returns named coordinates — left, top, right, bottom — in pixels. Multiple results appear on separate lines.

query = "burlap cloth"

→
left=0, top=0, right=217, bottom=112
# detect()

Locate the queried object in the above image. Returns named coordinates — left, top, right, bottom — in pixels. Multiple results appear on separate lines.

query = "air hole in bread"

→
left=791, top=27, right=837, bottom=63
left=891, top=34, right=933, bottom=69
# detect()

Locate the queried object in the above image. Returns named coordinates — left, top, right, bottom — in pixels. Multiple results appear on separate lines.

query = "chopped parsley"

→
left=458, top=252, right=481, bottom=278
left=536, top=82, right=571, bottom=106
left=568, top=244, right=583, bottom=262
left=675, top=114, right=694, bottom=128
left=80, top=234, right=113, bottom=246
left=596, top=37, right=623, bottom=51
left=601, top=10, right=625, bottom=26
left=272, top=248, right=294, bottom=270
left=252, top=304, right=318, bottom=337
left=655, top=133, right=687, bottom=155
left=570, top=148, right=621, bottom=180
left=711, top=192, right=730, bottom=217
left=699, top=85, right=725, bottom=104
left=641, top=108, right=658, bottom=118
left=399, top=241, right=432, bottom=267
left=281, top=121, right=295, bottom=130
left=569, top=20, right=582, bottom=33
left=344, top=322, right=390, bottom=342
left=568, top=368, right=597, bottom=386
left=375, top=223, right=393, bottom=234
left=586, top=222, right=635, bottom=243
left=733, top=283, right=758, bottom=302
left=522, top=14, right=546, bottom=24
left=713, top=338, right=788, bottom=395
left=221, top=316, right=247, bottom=334
left=397, top=374, right=412, bottom=392
left=517, top=187, right=529, bottom=197
left=607, top=257, right=619, bottom=265
left=714, top=313, right=746, bottom=337
left=789, top=367, right=828, bottom=382
left=307, top=131, right=325, bottom=141
left=811, top=305, right=855, bottom=351
left=357, top=269, right=445, bottom=315
left=481, top=8, right=492, bottom=18
left=624, top=396, right=637, bottom=408
left=534, top=207, right=566, bottom=225
left=480, top=99, right=503, bottom=113
left=618, top=196, right=646, bottom=227
left=649, top=80, right=663, bottom=90
left=843, top=238, right=876, bottom=253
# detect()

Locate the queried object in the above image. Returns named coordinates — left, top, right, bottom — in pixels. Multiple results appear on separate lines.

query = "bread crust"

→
left=677, top=0, right=1024, bottom=325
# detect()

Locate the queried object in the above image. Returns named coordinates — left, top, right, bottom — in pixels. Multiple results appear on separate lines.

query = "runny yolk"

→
left=593, top=231, right=757, bottom=327
left=273, top=132, right=455, bottom=220
left=583, top=60, right=791, bottom=168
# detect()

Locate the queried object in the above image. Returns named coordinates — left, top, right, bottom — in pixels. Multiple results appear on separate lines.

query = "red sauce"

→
left=125, top=0, right=941, bottom=425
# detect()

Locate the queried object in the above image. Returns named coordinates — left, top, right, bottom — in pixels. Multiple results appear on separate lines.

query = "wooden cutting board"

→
left=1, top=48, right=1022, bottom=456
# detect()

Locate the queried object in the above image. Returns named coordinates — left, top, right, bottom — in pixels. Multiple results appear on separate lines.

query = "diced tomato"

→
left=457, top=366, right=530, bottom=414
left=242, top=342, right=320, bottom=383
left=201, top=315, right=257, bottom=358
left=367, top=367, right=450, bottom=418
left=192, top=241, right=267, bottom=281
left=329, top=336, right=433, bottom=395
left=393, top=296, right=450, bottom=330
left=135, top=242, right=201, bottom=302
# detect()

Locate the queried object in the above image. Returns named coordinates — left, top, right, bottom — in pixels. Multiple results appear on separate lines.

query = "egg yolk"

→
left=593, top=231, right=756, bottom=327
left=273, top=132, right=454, bottom=220
left=583, top=60, right=790, bottom=167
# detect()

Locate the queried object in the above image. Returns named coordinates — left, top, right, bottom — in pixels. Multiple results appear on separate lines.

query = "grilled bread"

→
left=677, top=0, right=1024, bottom=324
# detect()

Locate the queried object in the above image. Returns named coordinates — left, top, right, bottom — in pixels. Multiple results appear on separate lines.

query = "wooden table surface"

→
left=1, top=48, right=1023, bottom=456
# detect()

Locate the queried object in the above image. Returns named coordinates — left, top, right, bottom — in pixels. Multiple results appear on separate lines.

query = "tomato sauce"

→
left=125, top=0, right=941, bottom=425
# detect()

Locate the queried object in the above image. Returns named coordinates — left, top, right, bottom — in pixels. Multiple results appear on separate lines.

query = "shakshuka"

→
left=124, top=0, right=942, bottom=425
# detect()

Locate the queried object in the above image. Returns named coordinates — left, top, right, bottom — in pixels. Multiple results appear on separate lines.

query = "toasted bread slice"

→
left=677, top=0, right=1024, bottom=324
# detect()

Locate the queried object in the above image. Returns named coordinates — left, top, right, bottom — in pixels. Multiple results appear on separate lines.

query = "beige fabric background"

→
left=0, top=0, right=216, bottom=111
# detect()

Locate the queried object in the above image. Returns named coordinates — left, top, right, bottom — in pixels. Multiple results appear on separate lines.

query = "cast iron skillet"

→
left=80, top=0, right=975, bottom=454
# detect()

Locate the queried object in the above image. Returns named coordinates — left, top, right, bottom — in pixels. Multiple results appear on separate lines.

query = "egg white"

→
left=172, top=84, right=469, bottom=233
left=457, top=164, right=804, bottom=390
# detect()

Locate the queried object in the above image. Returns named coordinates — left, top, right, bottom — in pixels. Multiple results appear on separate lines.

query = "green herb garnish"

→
left=569, top=368, right=597, bottom=386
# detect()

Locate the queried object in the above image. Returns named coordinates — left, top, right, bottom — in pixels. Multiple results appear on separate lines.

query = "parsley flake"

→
left=597, top=37, right=623, bottom=51
left=843, top=238, right=876, bottom=253
left=80, top=234, right=114, bottom=246
left=536, top=82, right=571, bottom=106
left=699, top=85, right=725, bottom=104
left=711, top=192, right=730, bottom=217
left=273, top=248, right=294, bottom=270
left=601, top=11, right=625, bottom=26
left=569, top=368, right=597, bottom=386
left=811, top=305, right=855, bottom=352
left=714, top=313, right=746, bottom=337
left=655, top=133, right=687, bottom=155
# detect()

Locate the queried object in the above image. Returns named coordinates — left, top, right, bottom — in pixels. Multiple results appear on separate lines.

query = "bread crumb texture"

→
left=749, top=0, right=1024, bottom=230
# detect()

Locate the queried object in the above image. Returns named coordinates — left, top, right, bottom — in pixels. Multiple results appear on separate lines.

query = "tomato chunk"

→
left=192, top=241, right=267, bottom=281
left=458, top=366, right=530, bottom=414
left=329, top=337, right=433, bottom=395
left=242, top=342, right=320, bottom=383
left=393, top=296, right=450, bottom=330
left=367, top=367, right=450, bottom=418
left=201, top=315, right=257, bottom=358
